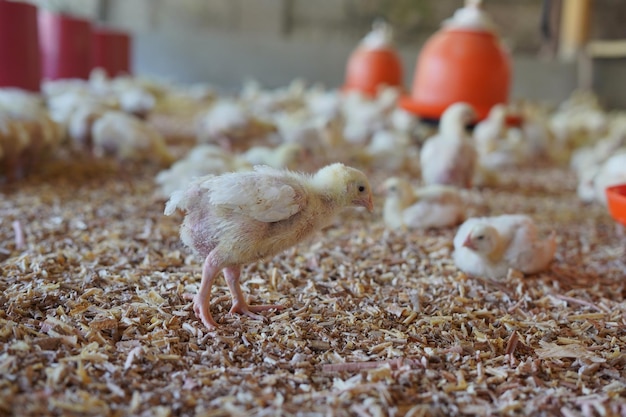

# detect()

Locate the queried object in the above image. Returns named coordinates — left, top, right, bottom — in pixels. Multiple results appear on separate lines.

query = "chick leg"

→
left=224, top=266, right=284, bottom=321
left=191, top=254, right=220, bottom=329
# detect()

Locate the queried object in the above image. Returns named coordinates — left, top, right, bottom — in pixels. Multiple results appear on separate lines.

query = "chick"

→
left=473, top=104, right=508, bottom=155
left=91, top=111, right=174, bottom=165
left=381, top=177, right=465, bottom=229
left=453, top=214, right=556, bottom=280
left=241, top=142, right=309, bottom=171
left=67, top=102, right=108, bottom=151
left=164, top=163, right=374, bottom=329
left=155, top=144, right=251, bottom=199
left=0, top=114, right=30, bottom=180
left=420, top=102, right=477, bottom=188
left=592, top=151, right=626, bottom=206
left=195, top=100, right=276, bottom=151
left=356, top=130, right=421, bottom=176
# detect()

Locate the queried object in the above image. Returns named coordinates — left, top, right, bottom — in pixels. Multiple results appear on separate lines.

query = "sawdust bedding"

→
left=0, top=154, right=625, bottom=417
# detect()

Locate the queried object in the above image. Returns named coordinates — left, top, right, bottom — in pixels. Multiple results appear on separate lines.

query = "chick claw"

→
left=229, top=302, right=284, bottom=322
left=184, top=293, right=219, bottom=330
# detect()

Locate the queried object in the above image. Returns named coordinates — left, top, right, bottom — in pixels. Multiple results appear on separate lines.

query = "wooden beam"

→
left=587, top=39, right=626, bottom=58
left=559, top=0, right=592, bottom=61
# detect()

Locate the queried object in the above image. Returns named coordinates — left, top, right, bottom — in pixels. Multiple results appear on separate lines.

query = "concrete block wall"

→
left=19, top=0, right=626, bottom=107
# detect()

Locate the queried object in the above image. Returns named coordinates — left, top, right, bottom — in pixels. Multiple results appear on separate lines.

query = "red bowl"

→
left=606, top=184, right=626, bottom=226
left=0, top=0, right=41, bottom=91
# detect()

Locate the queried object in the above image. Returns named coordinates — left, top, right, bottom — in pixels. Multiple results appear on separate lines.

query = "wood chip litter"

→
left=1, top=158, right=625, bottom=416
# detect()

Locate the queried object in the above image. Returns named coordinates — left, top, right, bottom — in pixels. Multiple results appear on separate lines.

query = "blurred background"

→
left=17, top=0, right=626, bottom=108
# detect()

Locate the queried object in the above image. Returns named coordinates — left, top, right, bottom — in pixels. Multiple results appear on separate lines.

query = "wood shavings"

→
left=1, top=160, right=626, bottom=416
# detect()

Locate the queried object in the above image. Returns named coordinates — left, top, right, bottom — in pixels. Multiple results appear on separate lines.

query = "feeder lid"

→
left=442, top=0, right=497, bottom=32
left=359, top=19, right=395, bottom=50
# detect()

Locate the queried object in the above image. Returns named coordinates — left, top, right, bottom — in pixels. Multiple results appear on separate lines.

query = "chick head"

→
left=442, top=102, right=476, bottom=127
left=488, top=104, right=507, bottom=122
left=314, top=163, right=374, bottom=212
left=381, top=177, right=414, bottom=205
left=463, top=223, right=499, bottom=254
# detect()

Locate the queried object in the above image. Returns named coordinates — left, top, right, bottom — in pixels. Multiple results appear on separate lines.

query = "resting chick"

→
left=381, top=177, right=465, bottom=229
left=420, top=102, right=477, bottom=188
left=164, top=163, right=374, bottom=329
left=155, top=144, right=251, bottom=199
left=453, top=214, right=556, bottom=280
left=92, top=111, right=174, bottom=165
left=241, top=142, right=308, bottom=171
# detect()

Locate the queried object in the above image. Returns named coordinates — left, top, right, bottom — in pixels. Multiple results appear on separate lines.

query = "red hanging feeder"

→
left=400, top=0, right=512, bottom=121
left=0, top=0, right=41, bottom=91
left=38, top=9, right=92, bottom=80
left=92, top=27, right=131, bottom=77
left=343, top=20, right=403, bottom=96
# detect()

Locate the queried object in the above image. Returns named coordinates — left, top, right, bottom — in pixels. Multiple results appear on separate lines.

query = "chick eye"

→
left=477, top=236, right=484, bottom=240
left=358, top=185, right=365, bottom=192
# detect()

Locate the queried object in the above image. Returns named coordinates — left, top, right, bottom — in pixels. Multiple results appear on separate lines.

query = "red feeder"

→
left=343, top=21, right=403, bottom=97
left=38, top=10, right=92, bottom=80
left=606, top=184, right=626, bottom=227
left=0, top=0, right=41, bottom=92
left=92, top=27, right=131, bottom=77
left=400, top=0, right=512, bottom=121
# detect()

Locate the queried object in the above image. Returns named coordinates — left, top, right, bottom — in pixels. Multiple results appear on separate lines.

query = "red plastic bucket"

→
left=92, top=27, right=131, bottom=77
left=0, top=0, right=41, bottom=91
left=38, top=10, right=92, bottom=80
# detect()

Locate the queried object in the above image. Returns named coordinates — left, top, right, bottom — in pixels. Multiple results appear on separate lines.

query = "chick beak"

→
left=356, top=194, right=374, bottom=213
left=462, top=236, right=475, bottom=250
left=365, top=194, right=374, bottom=212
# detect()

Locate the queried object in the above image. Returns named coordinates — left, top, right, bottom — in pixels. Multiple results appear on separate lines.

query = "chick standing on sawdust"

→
left=453, top=214, right=556, bottom=280
left=165, top=163, right=374, bottom=329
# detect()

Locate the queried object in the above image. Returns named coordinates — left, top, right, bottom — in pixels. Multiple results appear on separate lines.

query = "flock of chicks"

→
left=159, top=82, right=623, bottom=330
left=1, top=72, right=624, bottom=331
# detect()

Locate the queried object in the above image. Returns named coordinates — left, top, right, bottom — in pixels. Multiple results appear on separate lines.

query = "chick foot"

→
left=185, top=292, right=219, bottom=330
left=229, top=301, right=284, bottom=322
left=224, top=265, right=284, bottom=322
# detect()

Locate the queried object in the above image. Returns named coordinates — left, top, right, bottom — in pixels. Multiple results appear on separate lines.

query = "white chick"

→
left=155, top=145, right=250, bottom=199
left=0, top=114, right=30, bottom=180
left=164, top=163, right=374, bottom=329
left=382, top=177, right=465, bottom=229
left=420, top=102, right=477, bottom=187
left=357, top=130, right=421, bottom=176
left=195, top=99, right=275, bottom=151
left=91, top=111, right=174, bottom=165
left=592, top=151, right=626, bottom=206
left=0, top=90, right=64, bottom=177
left=453, top=214, right=556, bottom=280
left=117, top=87, right=156, bottom=118
left=67, top=103, right=108, bottom=151
left=473, top=104, right=508, bottom=155
left=474, top=105, right=529, bottom=169
left=241, top=142, right=309, bottom=171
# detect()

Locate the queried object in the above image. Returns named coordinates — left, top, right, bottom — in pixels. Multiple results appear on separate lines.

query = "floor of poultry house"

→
left=1, top=155, right=625, bottom=417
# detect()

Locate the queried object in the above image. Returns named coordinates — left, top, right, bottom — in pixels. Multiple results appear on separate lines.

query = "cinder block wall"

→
left=25, top=0, right=626, bottom=107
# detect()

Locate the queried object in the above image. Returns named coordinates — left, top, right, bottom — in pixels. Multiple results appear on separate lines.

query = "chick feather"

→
left=453, top=214, right=556, bottom=280
left=164, top=163, right=374, bottom=329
